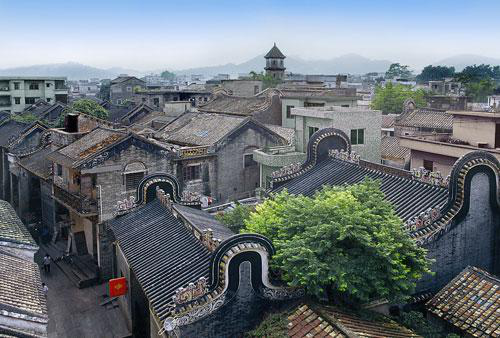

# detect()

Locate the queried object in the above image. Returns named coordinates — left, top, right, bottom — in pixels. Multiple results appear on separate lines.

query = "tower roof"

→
left=264, top=43, right=286, bottom=59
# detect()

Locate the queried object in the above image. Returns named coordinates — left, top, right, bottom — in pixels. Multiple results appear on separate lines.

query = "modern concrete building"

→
left=253, top=105, right=381, bottom=188
left=400, top=110, right=500, bottom=176
left=0, top=76, right=68, bottom=113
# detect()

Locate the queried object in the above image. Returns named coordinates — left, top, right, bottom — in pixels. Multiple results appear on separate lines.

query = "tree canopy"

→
left=249, top=70, right=280, bottom=89
left=454, top=64, right=500, bottom=102
left=416, top=65, right=455, bottom=83
left=65, top=99, right=109, bottom=120
left=385, top=63, right=413, bottom=79
left=371, top=83, right=426, bottom=114
left=243, top=180, right=431, bottom=304
left=160, top=70, right=176, bottom=80
left=215, top=203, right=252, bottom=233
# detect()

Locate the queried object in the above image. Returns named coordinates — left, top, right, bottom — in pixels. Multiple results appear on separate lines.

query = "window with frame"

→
left=423, top=160, right=433, bottom=172
left=308, top=126, right=319, bottom=139
left=350, top=129, right=365, bottom=145
left=286, top=105, right=294, bottom=119
left=183, top=165, right=201, bottom=181
left=243, top=154, right=257, bottom=168
left=56, top=164, right=62, bottom=176
left=29, top=83, right=39, bottom=90
left=125, top=172, right=144, bottom=191
left=46, top=98, right=51, bottom=103
left=126, top=86, right=132, bottom=92
left=14, top=97, right=20, bottom=104
left=46, top=83, right=50, bottom=88
left=14, top=82, right=20, bottom=90
left=25, top=97, right=36, bottom=104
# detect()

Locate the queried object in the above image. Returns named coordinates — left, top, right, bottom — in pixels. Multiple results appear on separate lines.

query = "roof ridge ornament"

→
left=328, top=149, right=360, bottom=164
left=411, top=167, right=450, bottom=188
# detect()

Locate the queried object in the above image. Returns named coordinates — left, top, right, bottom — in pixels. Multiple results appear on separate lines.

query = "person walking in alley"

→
left=42, top=283, right=48, bottom=297
left=43, top=254, right=51, bottom=273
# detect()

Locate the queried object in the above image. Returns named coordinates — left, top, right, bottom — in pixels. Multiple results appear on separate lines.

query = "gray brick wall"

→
left=417, top=172, right=498, bottom=293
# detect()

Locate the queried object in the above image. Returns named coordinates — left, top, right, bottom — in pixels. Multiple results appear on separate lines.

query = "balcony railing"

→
left=0, top=87, right=10, bottom=91
left=53, top=184, right=98, bottom=215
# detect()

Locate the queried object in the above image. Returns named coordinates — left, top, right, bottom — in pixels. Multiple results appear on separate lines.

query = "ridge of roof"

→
left=264, top=43, right=286, bottom=59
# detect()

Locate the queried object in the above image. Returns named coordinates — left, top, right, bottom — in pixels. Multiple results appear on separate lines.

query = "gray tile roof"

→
left=173, top=204, right=234, bottom=240
left=426, top=266, right=500, bottom=337
left=198, top=93, right=271, bottom=116
left=0, top=250, right=48, bottom=327
left=0, top=200, right=37, bottom=248
left=159, top=112, right=246, bottom=146
left=53, top=127, right=126, bottom=166
left=381, top=136, right=410, bottom=161
left=265, top=43, right=286, bottom=59
left=396, top=108, right=453, bottom=130
left=0, top=120, right=30, bottom=147
left=265, top=124, right=295, bottom=145
left=19, top=147, right=53, bottom=180
left=277, top=87, right=358, bottom=99
left=110, top=76, right=144, bottom=84
left=273, top=158, right=448, bottom=222
left=382, top=114, right=397, bottom=129
left=108, top=200, right=211, bottom=322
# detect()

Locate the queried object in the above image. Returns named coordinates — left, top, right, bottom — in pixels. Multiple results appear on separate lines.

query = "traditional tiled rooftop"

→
left=381, top=135, right=410, bottom=160
left=19, top=147, right=53, bottom=180
left=382, top=114, right=397, bottom=129
left=426, top=266, right=500, bottom=337
left=396, top=108, right=453, bottom=130
left=0, top=200, right=37, bottom=248
left=108, top=200, right=211, bottom=322
left=198, top=93, right=271, bottom=116
left=287, top=304, right=419, bottom=337
left=159, top=112, right=246, bottom=146
left=0, top=120, right=30, bottom=147
left=0, top=250, right=48, bottom=324
left=273, top=157, right=448, bottom=221
left=51, top=127, right=127, bottom=167
left=173, top=204, right=234, bottom=240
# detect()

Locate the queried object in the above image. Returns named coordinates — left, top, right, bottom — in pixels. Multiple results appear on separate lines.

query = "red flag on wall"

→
left=109, top=277, right=128, bottom=297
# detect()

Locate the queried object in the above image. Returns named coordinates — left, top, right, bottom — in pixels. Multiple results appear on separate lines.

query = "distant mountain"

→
left=435, top=54, right=500, bottom=71
left=0, top=62, right=142, bottom=80
left=174, top=54, right=393, bottom=76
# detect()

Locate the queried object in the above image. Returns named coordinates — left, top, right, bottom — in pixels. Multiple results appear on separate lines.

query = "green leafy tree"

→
left=416, top=65, right=455, bottom=83
left=371, top=83, right=427, bottom=114
left=215, top=203, right=252, bottom=233
left=385, top=63, right=413, bottom=79
left=244, top=180, right=431, bottom=304
left=160, top=70, right=176, bottom=80
left=464, top=78, right=496, bottom=102
left=58, top=99, right=109, bottom=127
left=245, top=312, right=288, bottom=338
left=248, top=70, right=281, bottom=89
left=98, top=81, right=110, bottom=101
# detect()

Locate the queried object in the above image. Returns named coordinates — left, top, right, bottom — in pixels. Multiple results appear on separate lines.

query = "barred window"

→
left=125, top=172, right=144, bottom=191
left=183, top=165, right=200, bottom=181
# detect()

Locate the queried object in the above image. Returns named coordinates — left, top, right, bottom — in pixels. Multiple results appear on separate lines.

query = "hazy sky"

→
left=1, top=0, right=500, bottom=71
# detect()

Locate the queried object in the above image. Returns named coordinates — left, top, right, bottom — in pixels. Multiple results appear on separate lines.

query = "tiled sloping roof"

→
left=108, top=200, right=211, bottom=322
left=382, top=114, right=396, bottom=129
left=381, top=136, right=410, bottom=160
left=0, top=250, right=48, bottom=322
left=278, top=87, right=358, bottom=99
left=0, top=200, right=37, bottom=248
left=288, top=304, right=419, bottom=337
left=0, top=120, right=30, bottom=147
left=0, top=111, right=10, bottom=125
left=273, top=158, right=448, bottom=222
left=55, top=127, right=126, bottom=165
left=160, top=112, right=246, bottom=146
left=265, top=44, right=286, bottom=59
left=198, top=94, right=270, bottom=116
left=396, top=108, right=453, bottom=130
left=265, top=124, right=295, bottom=145
left=426, top=266, right=500, bottom=337
left=110, top=76, right=144, bottom=84
left=19, top=147, right=53, bottom=179
left=173, top=204, right=234, bottom=240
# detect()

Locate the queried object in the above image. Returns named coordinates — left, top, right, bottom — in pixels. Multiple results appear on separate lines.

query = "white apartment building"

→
left=0, top=76, right=68, bottom=113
